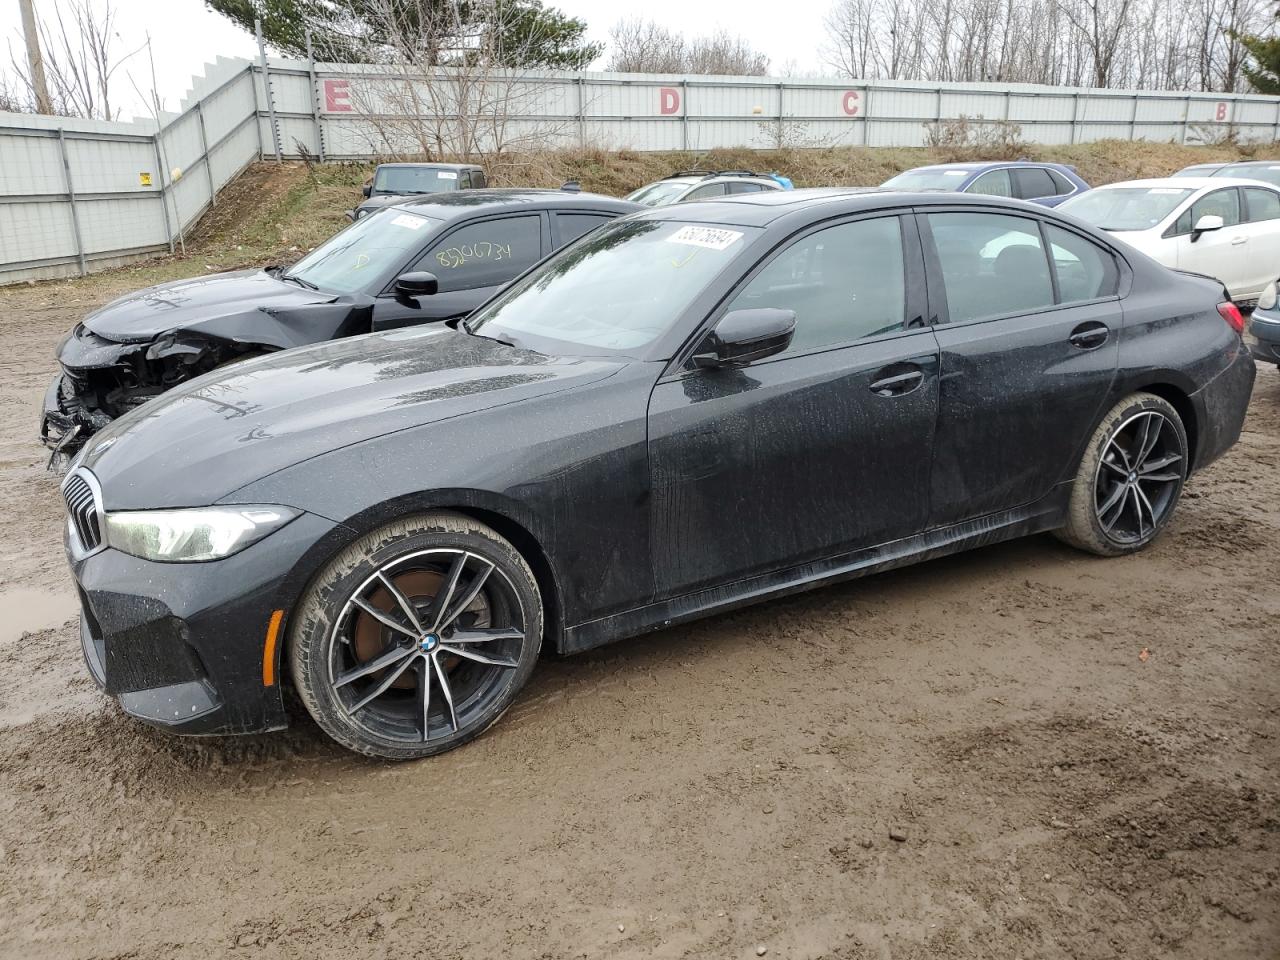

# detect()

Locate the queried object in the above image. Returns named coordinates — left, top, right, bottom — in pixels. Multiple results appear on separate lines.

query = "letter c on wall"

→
left=660, top=87, right=681, bottom=115
left=842, top=91, right=860, bottom=116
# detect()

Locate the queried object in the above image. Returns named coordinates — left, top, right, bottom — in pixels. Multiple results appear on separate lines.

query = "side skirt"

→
left=561, top=484, right=1072, bottom=655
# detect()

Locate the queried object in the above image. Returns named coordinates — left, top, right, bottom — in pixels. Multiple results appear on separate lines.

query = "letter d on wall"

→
left=659, top=87, right=681, bottom=115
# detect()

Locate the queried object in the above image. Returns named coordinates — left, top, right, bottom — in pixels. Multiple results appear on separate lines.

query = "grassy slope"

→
left=8, top=140, right=1280, bottom=303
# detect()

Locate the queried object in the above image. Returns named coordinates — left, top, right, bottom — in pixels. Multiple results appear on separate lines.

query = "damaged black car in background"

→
left=41, top=188, right=640, bottom=458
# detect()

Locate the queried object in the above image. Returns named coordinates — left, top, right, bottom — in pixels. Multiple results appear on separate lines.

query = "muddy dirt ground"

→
left=0, top=276, right=1276, bottom=960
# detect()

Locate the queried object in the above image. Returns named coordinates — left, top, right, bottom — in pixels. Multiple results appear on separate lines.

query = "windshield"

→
left=1214, top=163, right=1280, bottom=186
left=286, top=209, right=442, bottom=294
left=468, top=219, right=760, bottom=356
left=626, top=181, right=691, bottom=206
left=374, top=167, right=463, bottom=195
left=881, top=168, right=972, bottom=191
left=1058, top=187, right=1193, bottom=232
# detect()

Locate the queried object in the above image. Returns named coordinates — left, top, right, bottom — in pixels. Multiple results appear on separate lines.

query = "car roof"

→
left=627, top=187, right=1083, bottom=228
left=1089, top=176, right=1277, bottom=190
left=903, top=161, right=1072, bottom=173
left=392, top=188, right=641, bottom=220
left=375, top=162, right=483, bottom=171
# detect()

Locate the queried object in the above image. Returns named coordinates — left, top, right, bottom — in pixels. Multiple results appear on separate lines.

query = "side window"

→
left=1189, top=188, right=1241, bottom=229
left=727, top=216, right=906, bottom=356
left=683, top=183, right=728, bottom=201
left=967, top=169, right=1013, bottom=198
left=1047, top=169, right=1074, bottom=196
left=1244, top=187, right=1280, bottom=223
left=1013, top=167, right=1057, bottom=200
left=471, top=170, right=487, bottom=188
left=555, top=212, right=613, bottom=246
left=457, top=172, right=472, bottom=189
left=928, top=212, right=1054, bottom=323
left=727, top=182, right=764, bottom=194
left=418, top=215, right=542, bottom=293
left=1045, top=225, right=1120, bottom=304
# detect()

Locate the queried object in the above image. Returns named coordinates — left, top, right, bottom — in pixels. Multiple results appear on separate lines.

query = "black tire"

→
left=1056, top=392, right=1188, bottom=557
left=289, top=511, right=542, bottom=760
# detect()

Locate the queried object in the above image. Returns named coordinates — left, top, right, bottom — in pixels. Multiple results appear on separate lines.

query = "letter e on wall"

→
left=325, top=79, right=353, bottom=113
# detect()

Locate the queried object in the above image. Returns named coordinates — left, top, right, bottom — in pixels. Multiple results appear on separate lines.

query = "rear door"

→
left=1011, top=167, right=1059, bottom=205
left=550, top=211, right=618, bottom=248
left=922, top=208, right=1122, bottom=526
left=647, top=212, right=939, bottom=596
left=370, top=212, right=547, bottom=330
left=1239, top=186, right=1280, bottom=296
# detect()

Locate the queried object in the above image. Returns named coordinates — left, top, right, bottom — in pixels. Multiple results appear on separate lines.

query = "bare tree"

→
left=4, top=0, right=141, bottom=119
left=607, top=19, right=770, bottom=75
left=349, top=0, right=580, bottom=162
left=821, top=0, right=1272, bottom=91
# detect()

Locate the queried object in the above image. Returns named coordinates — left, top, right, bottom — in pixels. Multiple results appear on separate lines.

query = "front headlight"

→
left=104, top=505, right=301, bottom=562
left=1258, top=281, right=1277, bottom=311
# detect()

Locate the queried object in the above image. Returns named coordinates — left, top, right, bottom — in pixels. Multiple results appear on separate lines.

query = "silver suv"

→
left=626, top=170, right=786, bottom=206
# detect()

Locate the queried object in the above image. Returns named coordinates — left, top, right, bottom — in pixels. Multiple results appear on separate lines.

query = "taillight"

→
left=1217, top=301, right=1245, bottom=334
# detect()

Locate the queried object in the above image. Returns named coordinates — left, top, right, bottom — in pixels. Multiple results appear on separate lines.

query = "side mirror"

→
left=692, top=308, right=796, bottom=368
left=1190, top=213, right=1224, bottom=241
left=561, top=180, right=582, bottom=193
left=395, top=271, right=439, bottom=297
left=362, top=183, right=372, bottom=198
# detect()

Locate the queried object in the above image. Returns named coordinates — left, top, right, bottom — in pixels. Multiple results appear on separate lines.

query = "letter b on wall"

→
left=659, top=87, right=681, bottom=115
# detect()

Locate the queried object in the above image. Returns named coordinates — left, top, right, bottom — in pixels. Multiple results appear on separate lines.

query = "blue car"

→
left=1247, top=283, right=1280, bottom=370
left=881, top=161, right=1089, bottom=207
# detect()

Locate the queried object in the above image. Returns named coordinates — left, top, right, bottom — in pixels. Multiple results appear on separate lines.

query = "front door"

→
left=922, top=210, right=1122, bottom=526
left=1172, top=187, right=1248, bottom=298
left=647, top=213, right=940, bottom=598
left=371, top=212, right=547, bottom=331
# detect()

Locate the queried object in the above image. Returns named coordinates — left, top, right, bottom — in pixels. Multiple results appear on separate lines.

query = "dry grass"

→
left=8, top=139, right=1280, bottom=298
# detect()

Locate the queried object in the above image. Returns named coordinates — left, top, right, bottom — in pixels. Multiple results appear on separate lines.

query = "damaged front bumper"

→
left=40, top=325, right=261, bottom=457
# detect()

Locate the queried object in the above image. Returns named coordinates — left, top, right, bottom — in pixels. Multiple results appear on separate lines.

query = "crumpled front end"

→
left=41, top=324, right=264, bottom=458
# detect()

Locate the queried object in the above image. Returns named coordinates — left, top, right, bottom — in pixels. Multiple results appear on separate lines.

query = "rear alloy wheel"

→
left=1056, top=392, right=1188, bottom=556
left=290, top=512, right=542, bottom=759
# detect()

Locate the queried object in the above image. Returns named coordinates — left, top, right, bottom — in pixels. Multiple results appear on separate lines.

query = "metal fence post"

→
left=576, top=76, right=585, bottom=148
left=152, top=134, right=175, bottom=253
left=56, top=127, right=87, bottom=276
left=1129, top=95, right=1139, bottom=140
left=681, top=79, right=689, bottom=152
left=1182, top=95, right=1192, bottom=144
left=196, top=100, right=216, bottom=208
left=1069, top=92, right=1080, bottom=144
left=305, top=30, right=325, bottom=161
left=863, top=86, right=872, bottom=146
left=256, top=18, right=282, bottom=162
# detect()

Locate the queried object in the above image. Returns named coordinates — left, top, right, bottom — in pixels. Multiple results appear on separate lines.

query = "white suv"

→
left=626, top=170, right=786, bottom=206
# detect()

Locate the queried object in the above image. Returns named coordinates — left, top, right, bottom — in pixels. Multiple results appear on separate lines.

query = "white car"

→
left=1057, top=177, right=1280, bottom=303
left=626, top=170, right=786, bottom=206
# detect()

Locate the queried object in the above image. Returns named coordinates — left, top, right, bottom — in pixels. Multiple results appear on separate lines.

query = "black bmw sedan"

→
left=41, top=189, right=639, bottom=456
left=61, top=189, right=1255, bottom=759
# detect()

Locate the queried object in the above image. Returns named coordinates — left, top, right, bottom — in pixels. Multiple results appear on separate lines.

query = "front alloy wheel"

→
left=291, top=513, right=542, bottom=759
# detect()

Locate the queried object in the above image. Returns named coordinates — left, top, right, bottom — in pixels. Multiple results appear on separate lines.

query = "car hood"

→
left=81, top=269, right=337, bottom=343
left=77, top=326, right=624, bottom=510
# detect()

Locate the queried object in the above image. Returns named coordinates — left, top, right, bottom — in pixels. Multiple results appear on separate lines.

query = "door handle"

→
left=1068, top=321, right=1109, bottom=350
left=869, top=364, right=925, bottom=397
left=1231, top=236, right=1248, bottom=245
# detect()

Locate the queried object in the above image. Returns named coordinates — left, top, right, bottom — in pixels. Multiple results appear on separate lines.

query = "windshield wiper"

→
left=281, top=272, right=319, bottom=290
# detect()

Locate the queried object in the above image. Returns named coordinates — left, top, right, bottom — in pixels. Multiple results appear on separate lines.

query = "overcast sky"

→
left=0, top=0, right=834, bottom=120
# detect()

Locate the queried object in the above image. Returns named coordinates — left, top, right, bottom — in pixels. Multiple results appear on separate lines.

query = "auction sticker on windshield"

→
left=668, top=226, right=744, bottom=250
left=390, top=213, right=429, bottom=230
